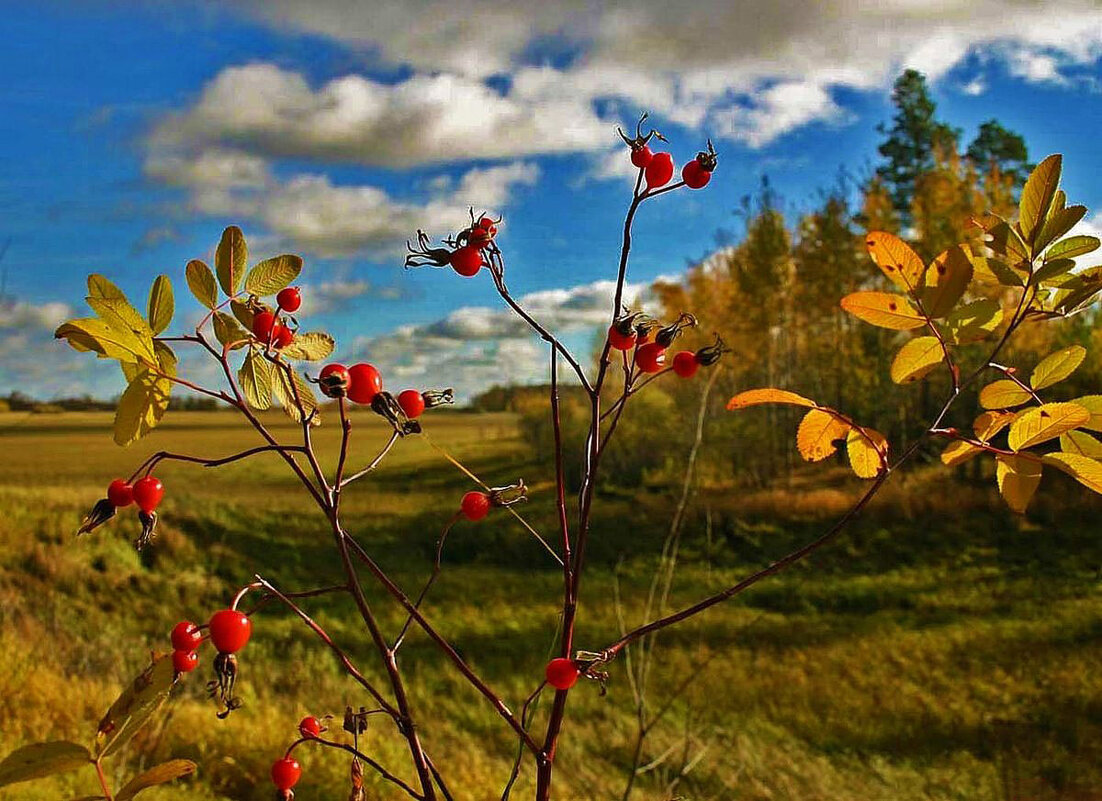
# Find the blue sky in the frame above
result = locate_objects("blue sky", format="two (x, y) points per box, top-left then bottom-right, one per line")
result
(2, 0), (1101, 400)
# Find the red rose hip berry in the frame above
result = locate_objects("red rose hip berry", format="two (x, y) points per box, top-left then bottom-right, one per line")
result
(635, 342), (667, 373)
(682, 160), (712, 189)
(298, 716), (322, 738)
(645, 152), (674, 189)
(252, 310), (277, 342)
(346, 363), (383, 405)
(460, 491), (491, 522)
(172, 649), (199, 673)
(318, 363), (352, 399)
(171, 620), (203, 652)
(607, 324), (637, 351)
(107, 479), (133, 507)
(672, 350), (699, 378)
(449, 245), (483, 277)
(208, 609), (252, 654)
(132, 476), (164, 514)
(397, 389), (425, 419)
(276, 287), (301, 313)
(545, 657), (580, 690)
(631, 144), (654, 168)
(271, 757), (302, 790)
(272, 323), (294, 349)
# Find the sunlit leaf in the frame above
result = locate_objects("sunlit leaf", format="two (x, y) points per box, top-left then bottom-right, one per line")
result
(969, 253), (1024, 287)
(996, 454), (1042, 514)
(215, 226), (248, 297)
(185, 259), (218, 309)
(212, 312), (250, 350)
(279, 331), (334, 362)
(1070, 395), (1102, 431)
(979, 380), (1032, 410)
(272, 361), (320, 425)
(147, 275), (173, 336)
(116, 759), (197, 801)
(1043, 452), (1102, 494)
(56, 318), (143, 363)
(1035, 204), (1086, 254)
(1030, 345), (1086, 390)
(846, 428), (888, 479)
(1007, 402), (1090, 451)
(244, 255), (302, 296)
(1019, 154), (1062, 245)
(238, 347), (274, 411)
(726, 388), (816, 410)
(840, 291), (926, 330)
(230, 299), (256, 331)
(986, 221), (1030, 264)
(946, 299), (1002, 344)
(974, 410), (1016, 441)
(796, 408), (850, 462)
(889, 336), (945, 384)
(1032, 258), (1075, 286)
(1045, 235), (1100, 261)
(1061, 430), (1102, 458)
(113, 345), (174, 446)
(96, 653), (177, 758)
(941, 440), (983, 466)
(0, 742), (91, 788)
(864, 231), (925, 293)
(86, 275), (157, 363)
(921, 246), (973, 318)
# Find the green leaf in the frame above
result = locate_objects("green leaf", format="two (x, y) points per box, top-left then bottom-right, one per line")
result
(238, 347), (274, 410)
(116, 759), (197, 801)
(272, 361), (320, 425)
(215, 226), (248, 296)
(279, 331), (334, 361)
(244, 254), (303, 296)
(1045, 235), (1100, 261)
(1031, 258), (1076, 286)
(921, 245), (973, 318)
(946, 299), (1002, 344)
(0, 742), (92, 788)
(864, 231), (926, 293)
(1042, 451), (1102, 494)
(230, 299), (256, 331)
(840, 291), (926, 330)
(889, 336), (944, 384)
(1035, 204), (1086, 254)
(1007, 402), (1090, 451)
(96, 653), (178, 758)
(1061, 430), (1102, 458)
(1031, 345), (1086, 390)
(986, 221), (1030, 265)
(212, 312), (250, 350)
(979, 380), (1032, 410)
(727, 388), (816, 410)
(1019, 154), (1062, 245)
(185, 259), (218, 309)
(147, 275), (174, 335)
(996, 454), (1042, 514)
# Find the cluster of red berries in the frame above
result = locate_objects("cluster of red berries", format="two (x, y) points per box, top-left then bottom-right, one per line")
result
(107, 475), (164, 514)
(608, 312), (724, 377)
(316, 362), (431, 420)
(448, 215), (499, 277)
(618, 115), (717, 191)
(267, 716), (324, 794)
(168, 608), (252, 676)
(251, 287), (302, 350)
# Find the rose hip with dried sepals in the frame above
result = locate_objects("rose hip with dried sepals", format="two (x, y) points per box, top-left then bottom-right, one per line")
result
(449, 246), (483, 277)
(208, 609), (251, 654)
(132, 476), (164, 514)
(545, 657), (580, 690)
(171, 620), (203, 652)
(682, 140), (718, 190)
(397, 389), (425, 419)
(317, 363), (352, 399)
(271, 756), (302, 790)
(107, 479), (133, 508)
(460, 491), (491, 522)
(635, 342), (666, 373)
(346, 364), (383, 405)
(672, 350), (699, 378)
(298, 716), (322, 738)
(617, 112), (665, 169)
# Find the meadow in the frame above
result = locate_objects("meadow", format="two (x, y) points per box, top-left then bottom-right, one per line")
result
(1, 409), (1101, 800)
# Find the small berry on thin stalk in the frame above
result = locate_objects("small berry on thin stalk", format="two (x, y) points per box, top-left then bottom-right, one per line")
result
(346, 364), (383, 405)
(672, 350), (699, 378)
(276, 287), (302, 313)
(171, 620), (203, 652)
(645, 152), (675, 189)
(252, 310), (277, 342)
(449, 246), (483, 277)
(172, 649), (199, 674)
(298, 716), (322, 738)
(208, 609), (252, 654)
(271, 756), (302, 790)
(132, 476), (164, 514)
(317, 363), (352, 399)
(460, 491), (491, 522)
(107, 479), (133, 508)
(397, 389), (426, 419)
(545, 657), (580, 690)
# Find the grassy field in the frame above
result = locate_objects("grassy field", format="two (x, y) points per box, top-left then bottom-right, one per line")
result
(1, 410), (1101, 800)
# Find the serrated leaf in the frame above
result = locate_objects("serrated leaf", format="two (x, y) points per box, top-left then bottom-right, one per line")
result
(890, 336), (944, 384)
(272, 362), (320, 425)
(979, 380), (1032, 410)
(846, 428), (888, 479)
(1043, 451), (1102, 494)
(1032, 257), (1076, 285)
(1007, 402), (1090, 451)
(864, 231), (925, 293)
(1046, 235), (1100, 261)
(279, 331), (334, 361)
(215, 226), (248, 296)
(1019, 154), (1062, 245)
(0, 742), (91, 788)
(96, 653), (177, 758)
(974, 410), (1016, 441)
(113, 345), (174, 446)
(185, 259), (218, 309)
(1030, 345), (1086, 390)
(796, 408), (850, 462)
(116, 759), (197, 801)
(56, 318), (143, 363)
(727, 388), (816, 410)
(941, 440), (983, 466)
(1035, 205), (1087, 254)
(244, 254), (302, 296)
(1061, 430), (1102, 458)
(1070, 395), (1102, 431)
(212, 312), (250, 350)
(86, 275), (157, 363)
(996, 454), (1042, 513)
(921, 246), (973, 318)
(230, 299), (256, 330)
(840, 291), (926, 330)
(946, 299), (1003, 344)
(238, 347), (274, 410)
(147, 275), (174, 335)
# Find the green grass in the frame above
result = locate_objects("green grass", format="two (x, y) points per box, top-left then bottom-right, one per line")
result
(1, 410), (1101, 800)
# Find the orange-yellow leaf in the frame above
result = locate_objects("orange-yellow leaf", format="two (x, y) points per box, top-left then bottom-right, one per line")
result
(973, 410), (1016, 441)
(941, 440), (983, 466)
(1043, 451), (1102, 494)
(979, 380), (1032, 410)
(1069, 395), (1102, 431)
(922, 246), (973, 318)
(1007, 402), (1090, 451)
(840, 291), (926, 330)
(1060, 430), (1102, 458)
(846, 428), (888, 479)
(865, 231), (926, 293)
(995, 454), (1042, 514)
(1030, 345), (1086, 390)
(889, 336), (944, 384)
(796, 409), (850, 462)
(727, 388), (816, 411)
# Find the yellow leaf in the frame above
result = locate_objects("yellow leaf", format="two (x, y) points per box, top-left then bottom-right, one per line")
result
(846, 428), (888, 479)
(112, 347), (173, 447)
(215, 226), (248, 297)
(0, 742), (91, 788)
(889, 336), (944, 384)
(238, 347), (274, 411)
(726, 388), (816, 410)
(55, 318), (143, 363)
(1030, 345), (1086, 390)
(279, 331), (335, 362)
(979, 380), (1032, 410)
(941, 440), (983, 466)
(185, 259), (217, 309)
(1069, 396), (1102, 431)
(147, 275), (174, 336)
(1019, 154), (1062, 245)
(116, 759), (197, 801)
(1007, 402), (1090, 451)
(921, 246), (973, 318)
(996, 454), (1042, 514)
(1043, 451), (1102, 494)
(973, 410), (1016, 441)
(96, 653), (178, 758)
(212, 312), (250, 350)
(1060, 430), (1102, 458)
(946, 299), (1002, 344)
(864, 231), (925, 293)
(796, 409), (850, 462)
(840, 291), (926, 330)
(244, 254), (303, 296)
(272, 361), (321, 425)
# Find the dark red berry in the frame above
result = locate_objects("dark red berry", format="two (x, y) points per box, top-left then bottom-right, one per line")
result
(298, 716), (322, 738)
(478, 216), (496, 230)
(608, 325), (637, 351)
(682, 161), (711, 189)
(460, 491), (491, 522)
(449, 246), (483, 277)
(276, 287), (302, 313)
(208, 609), (252, 654)
(132, 476), (164, 514)
(398, 389), (425, 419)
(107, 479), (133, 508)
(631, 145), (654, 168)
(645, 153), (674, 189)
(346, 364), (383, 405)
(171, 620), (203, 652)
(172, 649), (199, 673)
(272, 324), (294, 349)
(672, 350), (699, 378)
(271, 757), (301, 790)
(318, 363), (352, 399)
(545, 657), (580, 690)
(252, 310), (276, 341)
(635, 342), (667, 373)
